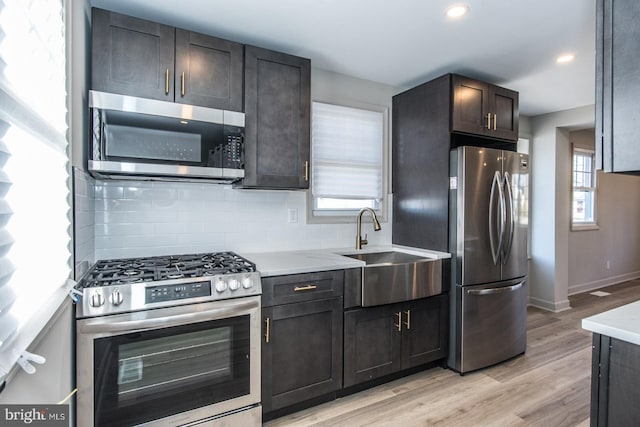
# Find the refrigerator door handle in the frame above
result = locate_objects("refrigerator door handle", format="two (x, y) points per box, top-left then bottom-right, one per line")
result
(502, 171), (515, 263)
(466, 281), (525, 296)
(489, 170), (504, 265)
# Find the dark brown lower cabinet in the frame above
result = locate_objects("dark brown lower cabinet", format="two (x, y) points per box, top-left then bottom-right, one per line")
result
(344, 295), (448, 388)
(590, 333), (640, 426)
(262, 297), (343, 413)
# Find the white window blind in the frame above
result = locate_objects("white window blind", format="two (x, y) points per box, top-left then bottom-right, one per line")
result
(0, 0), (70, 380)
(311, 102), (384, 212)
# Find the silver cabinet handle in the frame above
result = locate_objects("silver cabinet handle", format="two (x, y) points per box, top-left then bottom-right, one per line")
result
(265, 317), (270, 343)
(467, 281), (525, 296)
(394, 311), (402, 332)
(294, 285), (317, 292)
(404, 310), (411, 330)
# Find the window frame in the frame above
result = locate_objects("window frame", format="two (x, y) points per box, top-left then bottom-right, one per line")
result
(571, 145), (598, 231)
(306, 100), (389, 224)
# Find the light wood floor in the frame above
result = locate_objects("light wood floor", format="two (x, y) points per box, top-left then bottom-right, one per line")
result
(264, 280), (640, 427)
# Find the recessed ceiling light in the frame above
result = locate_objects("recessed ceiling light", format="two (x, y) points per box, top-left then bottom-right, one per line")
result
(446, 5), (469, 18)
(557, 53), (575, 64)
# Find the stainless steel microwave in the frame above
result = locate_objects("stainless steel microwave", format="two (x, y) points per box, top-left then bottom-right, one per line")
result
(88, 90), (245, 182)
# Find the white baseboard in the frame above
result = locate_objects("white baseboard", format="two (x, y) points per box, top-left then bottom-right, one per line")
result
(528, 296), (571, 312)
(568, 271), (640, 296)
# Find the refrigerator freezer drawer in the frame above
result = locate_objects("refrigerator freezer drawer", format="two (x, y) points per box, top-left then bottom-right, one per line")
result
(455, 279), (527, 373)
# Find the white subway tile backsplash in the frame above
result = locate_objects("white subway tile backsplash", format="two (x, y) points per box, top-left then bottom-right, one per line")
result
(123, 186), (156, 200)
(97, 198), (154, 212)
(92, 178), (392, 260)
(73, 169), (95, 278)
(96, 223), (155, 236)
(94, 183), (124, 200)
(145, 210), (180, 223)
(154, 221), (204, 235)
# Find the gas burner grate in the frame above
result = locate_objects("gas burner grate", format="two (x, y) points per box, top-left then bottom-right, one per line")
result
(77, 251), (256, 289)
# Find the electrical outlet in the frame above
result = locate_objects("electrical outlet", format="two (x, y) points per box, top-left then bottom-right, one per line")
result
(287, 208), (298, 223)
(606, 260), (611, 270)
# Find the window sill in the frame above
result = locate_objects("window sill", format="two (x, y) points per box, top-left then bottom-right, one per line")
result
(571, 223), (599, 231)
(0, 284), (70, 386)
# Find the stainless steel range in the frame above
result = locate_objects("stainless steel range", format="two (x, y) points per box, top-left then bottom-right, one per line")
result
(75, 252), (262, 427)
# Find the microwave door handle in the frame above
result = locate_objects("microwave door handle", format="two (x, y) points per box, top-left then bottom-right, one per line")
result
(78, 299), (259, 334)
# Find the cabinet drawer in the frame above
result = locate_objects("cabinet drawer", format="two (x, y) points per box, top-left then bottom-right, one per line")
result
(262, 270), (343, 307)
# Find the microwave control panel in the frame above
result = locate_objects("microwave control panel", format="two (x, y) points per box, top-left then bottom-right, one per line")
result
(223, 134), (243, 169)
(222, 125), (244, 169)
(208, 125), (244, 169)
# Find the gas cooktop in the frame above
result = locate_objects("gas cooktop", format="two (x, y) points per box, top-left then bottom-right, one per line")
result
(78, 251), (256, 288)
(75, 251), (261, 318)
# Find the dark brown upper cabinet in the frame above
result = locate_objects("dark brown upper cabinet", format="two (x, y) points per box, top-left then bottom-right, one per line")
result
(239, 45), (311, 189)
(393, 74), (519, 252)
(452, 74), (519, 141)
(91, 8), (243, 111)
(596, 0), (640, 173)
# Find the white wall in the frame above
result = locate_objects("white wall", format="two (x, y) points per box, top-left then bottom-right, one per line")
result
(0, 302), (74, 408)
(568, 129), (640, 294)
(94, 68), (398, 260)
(529, 105), (594, 311)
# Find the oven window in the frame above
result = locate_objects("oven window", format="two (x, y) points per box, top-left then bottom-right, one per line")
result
(93, 315), (250, 427)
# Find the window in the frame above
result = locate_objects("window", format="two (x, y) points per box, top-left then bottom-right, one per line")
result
(0, 0), (70, 381)
(571, 147), (597, 227)
(310, 102), (386, 218)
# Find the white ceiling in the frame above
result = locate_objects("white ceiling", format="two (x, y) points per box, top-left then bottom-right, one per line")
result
(90, 0), (596, 117)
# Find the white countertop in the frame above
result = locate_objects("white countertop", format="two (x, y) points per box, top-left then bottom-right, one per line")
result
(241, 245), (451, 277)
(582, 299), (640, 346)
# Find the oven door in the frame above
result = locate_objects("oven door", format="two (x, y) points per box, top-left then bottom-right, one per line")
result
(76, 297), (260, 427)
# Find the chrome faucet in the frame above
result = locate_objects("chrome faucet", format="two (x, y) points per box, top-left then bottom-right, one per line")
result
(356, 208), (382, 250)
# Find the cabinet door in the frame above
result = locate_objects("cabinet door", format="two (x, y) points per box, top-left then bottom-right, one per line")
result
(175, 29), (243, 111)
(242, 45), (311, 189)
(92, 8), (175, 101)
(596, 0), (640, 172)
(451, 75), (490, 136)
(606, 338), (640, 426)
(401, 295), (448, 369)
(262, 298), (342, 413)
(489, 85), (519, 141)
(343, 305), (402, 387)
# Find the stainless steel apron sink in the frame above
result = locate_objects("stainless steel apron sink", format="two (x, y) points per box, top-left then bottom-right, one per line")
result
(342, 251), (443, 306)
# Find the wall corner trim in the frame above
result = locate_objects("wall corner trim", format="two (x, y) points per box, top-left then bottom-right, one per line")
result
(528, 296), (571, 313)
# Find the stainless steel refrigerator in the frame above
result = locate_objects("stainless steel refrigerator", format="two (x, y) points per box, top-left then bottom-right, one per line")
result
(448, 146), (529, 373)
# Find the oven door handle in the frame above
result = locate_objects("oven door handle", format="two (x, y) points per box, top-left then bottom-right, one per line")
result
(78, 299), (259, 334)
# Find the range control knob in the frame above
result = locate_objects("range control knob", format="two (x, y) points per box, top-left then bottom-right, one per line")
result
(109, 290), (123, 306)
(241, 277), (253, 289)
(215, 279), (227, 293)
(90, 292), (105, 308)
(228, 279), (240, 291)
